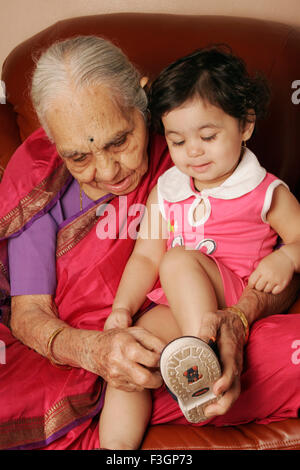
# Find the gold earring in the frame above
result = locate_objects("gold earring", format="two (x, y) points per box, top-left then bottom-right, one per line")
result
(242, 140), (247, 148)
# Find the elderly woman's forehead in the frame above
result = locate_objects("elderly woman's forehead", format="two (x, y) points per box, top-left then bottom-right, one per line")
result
(64, 84), (126, 113)
(46, 86), (134, 143)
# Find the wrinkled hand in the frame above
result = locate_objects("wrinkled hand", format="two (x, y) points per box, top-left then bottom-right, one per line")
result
(104, 308), (133, 330)
(196, 309), (246, 418)
(248, 250), (294, 294)
(79, 327), (165, 392)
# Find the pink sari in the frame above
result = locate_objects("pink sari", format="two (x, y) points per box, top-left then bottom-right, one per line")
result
(0, 128), (171, 449)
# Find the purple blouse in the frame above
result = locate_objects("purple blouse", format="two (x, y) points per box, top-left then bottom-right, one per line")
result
(8, 179), (93, 295)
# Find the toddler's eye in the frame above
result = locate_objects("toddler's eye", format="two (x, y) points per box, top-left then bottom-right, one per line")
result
(172, 140), (185, 146)
(202, 134), (217, 142)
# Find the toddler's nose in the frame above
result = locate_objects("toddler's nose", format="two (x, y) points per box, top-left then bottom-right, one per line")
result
(187, 141), (204, 158)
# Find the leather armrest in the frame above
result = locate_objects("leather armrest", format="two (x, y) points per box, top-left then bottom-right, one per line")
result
(142, 419), (300, 450)
(0, 102), (21, 174)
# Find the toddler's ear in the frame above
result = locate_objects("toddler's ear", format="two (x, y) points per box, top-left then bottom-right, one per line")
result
(140, 76), (149, 89)
(242, 109), (256, 140)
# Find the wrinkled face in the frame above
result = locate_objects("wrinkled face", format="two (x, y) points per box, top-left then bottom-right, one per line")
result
(162, 97), (254, 190)
(45, 85), (149, 200)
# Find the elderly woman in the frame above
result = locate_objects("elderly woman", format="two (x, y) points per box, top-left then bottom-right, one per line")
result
(0, 36), (299, 450)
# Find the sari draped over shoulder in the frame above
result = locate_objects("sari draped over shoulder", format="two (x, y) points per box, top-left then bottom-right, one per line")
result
(0, 127), (171, 450)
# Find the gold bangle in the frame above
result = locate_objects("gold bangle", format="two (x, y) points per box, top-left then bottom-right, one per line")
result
(46, 327), (71, 369)
(225, 306), (249, 344)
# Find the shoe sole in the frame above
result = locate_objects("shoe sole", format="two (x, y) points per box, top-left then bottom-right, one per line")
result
(160, 336), (221, 423)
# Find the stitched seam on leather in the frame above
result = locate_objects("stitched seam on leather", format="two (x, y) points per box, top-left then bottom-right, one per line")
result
(144, 443), (300, 450)
(144, 437), (300, 450)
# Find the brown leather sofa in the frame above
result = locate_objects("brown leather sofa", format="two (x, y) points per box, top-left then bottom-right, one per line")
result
(1, 13), (299, 450)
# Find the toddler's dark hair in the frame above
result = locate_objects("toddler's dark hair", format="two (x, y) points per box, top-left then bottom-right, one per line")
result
(148, 45), (271, 134)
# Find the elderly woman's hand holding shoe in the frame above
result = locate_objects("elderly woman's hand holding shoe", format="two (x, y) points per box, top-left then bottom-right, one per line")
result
(199, 280), (299, 419)
(76, 326), (164, 392)
(11, 294), (164, 393)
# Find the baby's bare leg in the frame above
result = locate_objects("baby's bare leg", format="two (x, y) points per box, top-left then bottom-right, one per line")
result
(99, 385), (152, 450)
(159, 247), (226, 337)
(99, 305), (180, 450)
(136, 304), (181, 341)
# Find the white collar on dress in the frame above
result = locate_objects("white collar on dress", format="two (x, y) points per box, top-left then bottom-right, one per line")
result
(158, 148), (267, 202)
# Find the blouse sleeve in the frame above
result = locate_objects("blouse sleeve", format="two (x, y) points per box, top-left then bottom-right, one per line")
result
(8, 211), (58, 296)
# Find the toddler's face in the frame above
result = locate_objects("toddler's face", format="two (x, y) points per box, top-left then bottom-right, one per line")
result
(162, 97), (254, 191)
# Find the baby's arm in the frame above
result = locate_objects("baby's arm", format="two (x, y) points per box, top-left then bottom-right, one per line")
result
(248, 185), (300, 294)
(104, 185), (168, 329)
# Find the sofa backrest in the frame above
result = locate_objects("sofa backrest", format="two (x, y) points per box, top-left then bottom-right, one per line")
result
(1, 13), (300, 198)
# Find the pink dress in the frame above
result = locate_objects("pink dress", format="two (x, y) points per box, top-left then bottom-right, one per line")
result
(148, 149), (288, 306)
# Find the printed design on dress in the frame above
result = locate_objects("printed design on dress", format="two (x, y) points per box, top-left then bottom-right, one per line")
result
(167, 211), (217, 254)
(195, 238), (217, 255)
(168, 217), (183, 248)
(171, 235), (184, 248)
(168, 217), (178, 233)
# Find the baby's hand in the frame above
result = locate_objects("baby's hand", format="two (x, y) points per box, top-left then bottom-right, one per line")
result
(104, 308), (133, 330)
(248, 249), (295, 294)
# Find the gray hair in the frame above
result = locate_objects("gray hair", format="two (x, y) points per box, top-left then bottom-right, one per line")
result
(31, 35), (148, 135)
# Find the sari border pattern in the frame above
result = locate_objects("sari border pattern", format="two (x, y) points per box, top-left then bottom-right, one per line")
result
(0, 240), (11, 326)
(0, 386), (103, 450)
(0, 164), (71, 239)
(56, 195), (114, 258)
(0, 259), (8, 280)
